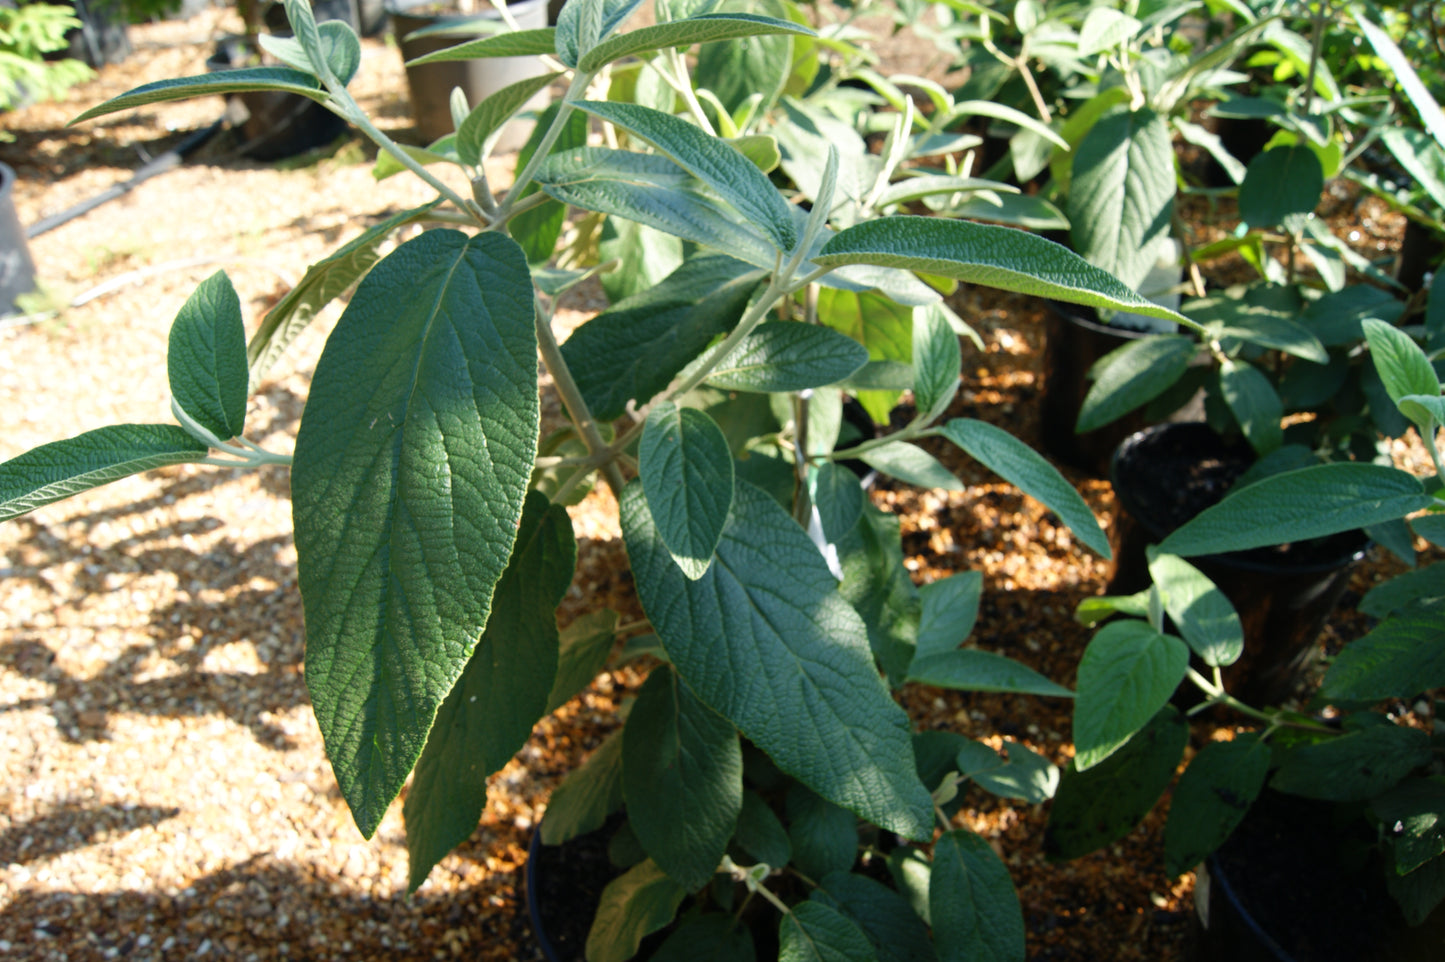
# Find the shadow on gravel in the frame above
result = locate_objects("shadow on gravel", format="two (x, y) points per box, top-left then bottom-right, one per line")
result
(0, 856), (544, 961)
(0, 801), (179, 866)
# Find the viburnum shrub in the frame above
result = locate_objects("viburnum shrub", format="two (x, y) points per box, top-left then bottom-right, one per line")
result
(0, 0), (1194, 956)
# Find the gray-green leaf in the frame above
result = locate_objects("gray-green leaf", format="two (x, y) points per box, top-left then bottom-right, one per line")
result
(1157, 464), (1431, 557)
(942, 418), (1111, 558)
(168, 271), (248, 441)
(456, 71), (559, 165)
(546, 609), (620, 713)
(708, 322), (869, 393)
(1146, 551), (1243, 667)
(404, 27), (558, 66)
(907, 649), (1074, 698)
(0, 425), (208, 523)
(1077, 335), (1194, 433)
(71, 68), (328, 124)
(579, 12), (811, 72)
(860, 441), (963, 491)
(1218, 358), (1283, 455)
(621, 480), (934, 839)
(916, 571), (983, 659)
(292, 230), (539, 837)
(1073, 620), (1188, 770)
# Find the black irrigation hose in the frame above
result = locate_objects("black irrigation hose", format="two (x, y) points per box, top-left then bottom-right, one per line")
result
(26, 118), (226, 239)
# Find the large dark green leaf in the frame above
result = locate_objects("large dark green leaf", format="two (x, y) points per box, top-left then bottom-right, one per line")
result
(561, 254), (764, 420)
(1271, 725), (1431, 801)
(779, 900), (879, 962)
(941, 418), (1111, 558)
(1045, 707), (1188, 860)
(623, 666), (742, 890)
(1077, 335), (1194, 433)
(1157, 464), (1431, 557)
(1361, 568), (1445, 619)
(167, 271), (248, 440)
(650, 913), (757, 962)
(1238, 145), (1323, 231)
(404, 492), (575, 890)
(1067, 108), (1176, 291)
(292, 230), (539, 837)
(0, 425), (208, 523)
(815, 218), (1189, 325)
(787, 784), (859, 881)
(248, 201), (440, 378)
(815, 872), (936, 962)
(576, 101), (797, 253)
(931, 829), (1025, 962)
(735, 789), (791, 868)
(621, 480), (934, 839)
(587, 858), (688, 962)
(707, 322), (870, 393)
(1073, 620), (1188, 770)
(1164, 735), (1270, 877)
(70, 68), (328, 124)
(639, 403), (734, 580)
(1320, 600), (1445, 702)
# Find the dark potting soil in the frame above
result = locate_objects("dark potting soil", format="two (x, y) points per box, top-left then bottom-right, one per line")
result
(1205, 789), (1418, 962)
(1111, 423), (1365, 570)
(528, 817), (624, 962)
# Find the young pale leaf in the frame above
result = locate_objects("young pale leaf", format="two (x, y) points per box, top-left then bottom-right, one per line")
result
(1073, 621), (1188, 770)
(814, 872), (937, 962)
(575, 101), (798, 254)
(1045, 707), (1187, 860)
(623, 666), (742, 891)
(535, 147), (778, 269)
(931, 829), (1025, 962)
(1067, 108), (1176, 291)
(456, 71), (559, 166)
(859, 441), (963, 491)
(0, 425), (208, 523)
(706, 321), (869, 393)
(1238, 145), (1323, 231)
(168, 271), (248, 441)
(1320, 600), (1445, 702)
(816, 217), (1190, 325)
(587, 859), (688, 962)
(1157, 464), (1431, 557)
(292, 230), (539, 838)
(906, 649), (1074, 698)
(540, 731), (625, 845)
(1399, 395), (1445, 432)
(787, 784), (859, 881)
(404, 27), (558, 65)
(248, 201), (440, 379)
(578, 13), (812, 71)
(1146, 550), (1244, 667)
(640, 403), (735, 580)
(621, 480), (934, 840)
(546, 609), (620, 713)
(562, 255), (764, 419)
(941, 418), (1111, 558)
(1163, 735), (1270, 877)
(1363, 319), (1439, 410)
(916, 571), (983, 659)
(256, 19), (362, 86)
(1218, 358), (1283, 456)
(1271, 725), (1431, 801)
(404, 493), (575, 891)
(71, 69), (328, 124)
(955, 739), (1059, 803)
(780, 900), (879, 962)
(1077, 335), (1194, 433)
(912, 303), (961, 422)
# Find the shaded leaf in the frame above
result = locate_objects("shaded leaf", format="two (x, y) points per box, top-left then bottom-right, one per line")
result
(640, 403), (734, 580)
(931, 829), (1025, 962)
(1163, 735), (1270, 877)
(587, 858), (688, 962)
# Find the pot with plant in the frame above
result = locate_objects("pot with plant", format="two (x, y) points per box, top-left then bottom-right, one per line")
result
(2, 0), (1199, 957)
(1046, 310), (1445, 960)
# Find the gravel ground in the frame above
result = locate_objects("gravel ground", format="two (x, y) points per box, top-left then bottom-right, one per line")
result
(0, 7), (1426, 962)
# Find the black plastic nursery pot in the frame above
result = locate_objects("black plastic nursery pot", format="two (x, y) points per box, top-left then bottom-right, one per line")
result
(205, 38), (350, 161)
(386, 0), (549, 148)
(0, 161), (38, 317)
(1190, 789), (1445, 962)
(1107, 423), (1369, 707)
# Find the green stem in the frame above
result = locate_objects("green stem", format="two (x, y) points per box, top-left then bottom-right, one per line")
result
(535, 297), (627, 498)
(829, 425), (940, 462)
(666, 47), (717, 135)
(332, 94), (478, 219)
